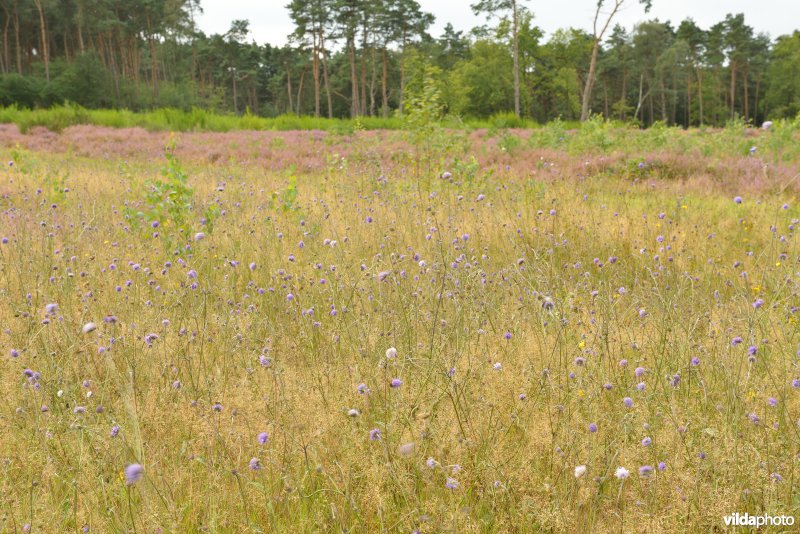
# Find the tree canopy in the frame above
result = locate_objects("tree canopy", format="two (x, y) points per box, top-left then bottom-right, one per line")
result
(0, 0), (794, 126)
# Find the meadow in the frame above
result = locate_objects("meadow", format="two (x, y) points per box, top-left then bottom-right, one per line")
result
(1, 118), (800, 532)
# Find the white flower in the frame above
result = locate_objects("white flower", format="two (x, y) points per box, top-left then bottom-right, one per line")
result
(347, 408), (360, 417)
(493, 362), (502, 371)
(574, 465), (587, 479)
(82, 322), (97, 334)
(386, 347), (397, 359)
(615, 467), (630, 480)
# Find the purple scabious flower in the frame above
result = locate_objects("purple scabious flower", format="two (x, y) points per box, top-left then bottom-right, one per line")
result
(752, 298), (764, 309)
(212, 402), (223, 412)
(504, 331), (512, 340)
(445, 477), (459, 490)
(634, 366), (646, 378)
(734, 196), (743, 204)
(110, 425), (120, 437)
(258, 432), (269, 445)
(356, 383), (370, 395)
(641, 436), (652, 447)
(638, 465), (654, 477)
(623, 397), (634, 408)
(748, 345), (757, 356)
(690, 357), (700, 366)
(731, 336), (743, 346)
(390, 378), (402, 388)
(124, 463), (144, 485)
(369, 428), (382, 441)
(588, 423), (598, 433)
(249, 457), (261, 471)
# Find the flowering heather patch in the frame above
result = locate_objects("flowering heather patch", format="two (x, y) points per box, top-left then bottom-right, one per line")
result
(1, 130), (800, 532)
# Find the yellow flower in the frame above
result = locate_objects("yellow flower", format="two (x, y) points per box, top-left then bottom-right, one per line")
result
(577, 389), (585, 399)
(578, 341), (585, 349)
(752, 286), (760, 294)
(681, 205), (687, 209)
(747, 390), (756, 401)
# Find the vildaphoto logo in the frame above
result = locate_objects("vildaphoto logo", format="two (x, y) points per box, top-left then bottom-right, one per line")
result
(723, 513), (795, 527)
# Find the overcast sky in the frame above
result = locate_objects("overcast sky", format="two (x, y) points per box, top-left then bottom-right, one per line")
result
(196, 0), (799, 46)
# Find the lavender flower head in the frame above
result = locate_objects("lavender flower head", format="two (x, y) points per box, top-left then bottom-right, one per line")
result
(124, 463), (144, 485)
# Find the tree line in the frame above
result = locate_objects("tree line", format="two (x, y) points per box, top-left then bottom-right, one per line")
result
(0, 0), (798, 126)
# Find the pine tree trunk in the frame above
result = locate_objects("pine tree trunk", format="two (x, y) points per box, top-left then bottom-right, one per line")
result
(360, 23), (368, 116)
(686, 76), (691, 127)
(77, 1), (85, 54)
(320, 41), (332, 118)
(33, 0), (49, 81)
(754, 78), (760, 124)
(1, 7), (10, 74)
(13, 3), (20, 74)
(729, 64), (736, 120)
(285, 64), (293, 114)
(620, 65), (627, 120)
(370, 45), (377, 116)
(349, 39), (358, 117)
(697, 68), (703, 125)
(312, 33), (320, 117)
(381, 47), (388, 118)
(581, 40), (600, 121)
(743, 68), (749, 121)
(512, 0), (520, 116)
(297, 69), (306, 115)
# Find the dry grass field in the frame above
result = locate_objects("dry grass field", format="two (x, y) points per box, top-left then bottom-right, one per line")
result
(1, 121), (799, 532)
